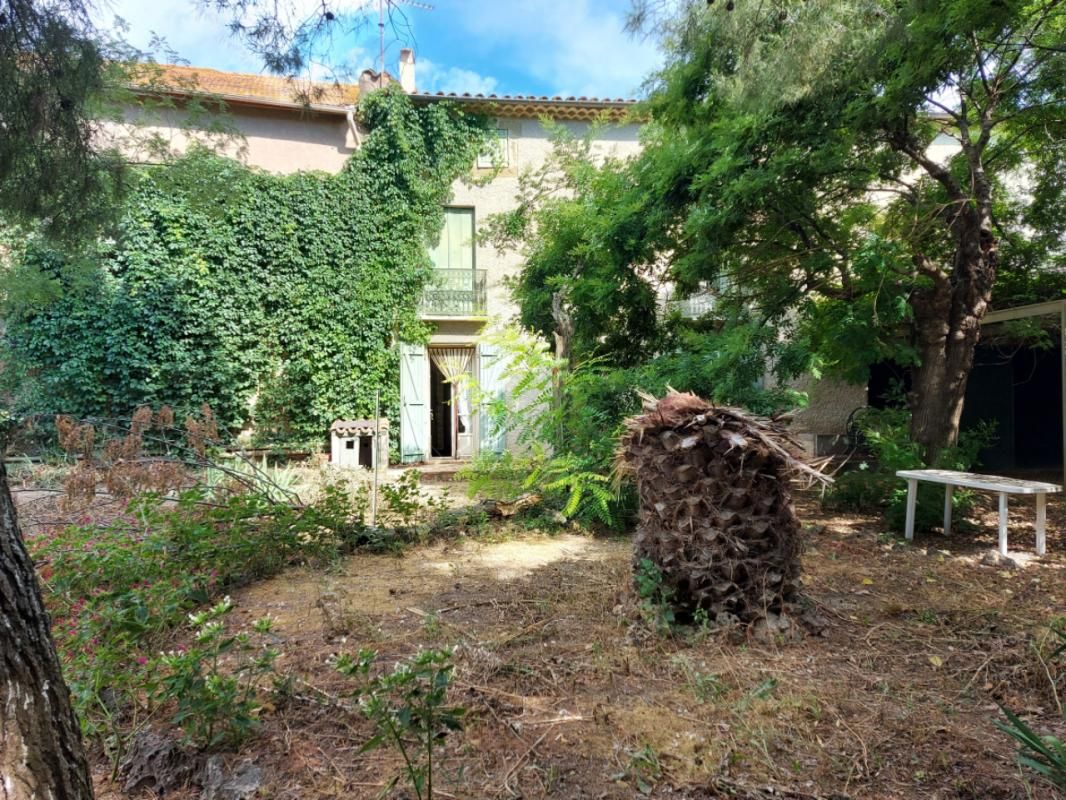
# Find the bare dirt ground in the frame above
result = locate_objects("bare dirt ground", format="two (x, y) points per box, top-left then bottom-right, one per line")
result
(76, 487), (1066, 800)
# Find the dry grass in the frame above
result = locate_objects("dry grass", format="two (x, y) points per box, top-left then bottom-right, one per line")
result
(69, 488), (1066, 799)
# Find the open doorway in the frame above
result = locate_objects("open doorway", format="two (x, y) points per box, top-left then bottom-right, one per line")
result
(429, 359), (453, 457)
(428, 347), (476, 460)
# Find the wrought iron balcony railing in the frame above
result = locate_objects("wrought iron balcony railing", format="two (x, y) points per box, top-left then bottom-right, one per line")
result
(663, 291), (717, 319)
(421, 268), (487, 317)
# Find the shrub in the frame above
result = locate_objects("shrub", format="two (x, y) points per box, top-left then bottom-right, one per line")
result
(337, 648), (465, 800)
(156, 598), (279, 749)
(32, 484), (367, 759)
(826, 406), (995, 533)
(379, 469), (449, 535)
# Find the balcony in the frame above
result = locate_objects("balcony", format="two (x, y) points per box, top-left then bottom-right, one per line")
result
(421, 269), (487, 318)
(663, 291), (717, 319)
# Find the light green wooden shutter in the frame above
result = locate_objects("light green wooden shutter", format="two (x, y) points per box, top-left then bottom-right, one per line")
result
(478, 343), (507, 454)
(399, 342), (429, 463)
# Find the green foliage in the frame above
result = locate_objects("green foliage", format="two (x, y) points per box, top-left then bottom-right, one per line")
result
(671, 656), (727, 704)
(634, 557), (676, 632)
(0, 0), (126, 240)
(379, 469), (449, 533)
(32, 483), (367, 758)
(995, 707), (1066, 791)
(156, 598), (279, 748)
(337, 648), (465, 800)
(578, 0), (1066, 462)
(3, 89), (487, 441)
(611, 744), (662, 796)
(482, 124), (662, 367)
(827, 407), (996, 533)
(464, 323), (805, 529)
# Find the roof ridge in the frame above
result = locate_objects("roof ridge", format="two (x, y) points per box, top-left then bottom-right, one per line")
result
(133, 62), (640, 120)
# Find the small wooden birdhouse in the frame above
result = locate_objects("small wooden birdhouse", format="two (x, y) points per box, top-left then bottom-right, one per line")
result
(330, 418), (389, 470)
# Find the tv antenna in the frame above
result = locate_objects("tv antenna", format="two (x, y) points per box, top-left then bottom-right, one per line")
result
(376, 0), (434, 87)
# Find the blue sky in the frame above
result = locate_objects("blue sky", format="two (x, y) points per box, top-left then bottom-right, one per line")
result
(94, 1), (662, 100)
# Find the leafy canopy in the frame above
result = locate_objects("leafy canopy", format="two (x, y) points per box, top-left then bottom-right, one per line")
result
(629, 0), (1066, 382)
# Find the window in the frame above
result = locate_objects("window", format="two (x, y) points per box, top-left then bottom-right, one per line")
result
(429, 208), (475, 270)
(477, 129), (510, 168)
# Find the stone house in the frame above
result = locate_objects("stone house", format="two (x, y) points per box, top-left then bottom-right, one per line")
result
(126, 52), (643, 462)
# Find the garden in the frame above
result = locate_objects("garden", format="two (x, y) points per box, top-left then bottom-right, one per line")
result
(3, 2), (1066, 799)
(4, 397), (1065, 800)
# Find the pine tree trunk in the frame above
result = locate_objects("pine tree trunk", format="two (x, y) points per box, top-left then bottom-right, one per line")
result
(0, 459), (94, 800)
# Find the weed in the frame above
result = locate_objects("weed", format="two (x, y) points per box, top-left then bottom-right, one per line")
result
(611, 744), (662, 795)
(422, 611), (442, 638)
(671, 655), (727, 703)
(634, 557), (675, 631)
(917, 609), (939, 625)
(337, 648), (465, 800)
(735, 677), (779, 712)
(155, 597), (279, 748)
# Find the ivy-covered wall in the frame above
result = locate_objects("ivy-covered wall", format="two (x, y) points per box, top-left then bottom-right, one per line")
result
(1, 89), (487, 446)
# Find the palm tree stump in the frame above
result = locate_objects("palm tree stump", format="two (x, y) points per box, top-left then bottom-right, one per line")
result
(618, 391), (826, 628)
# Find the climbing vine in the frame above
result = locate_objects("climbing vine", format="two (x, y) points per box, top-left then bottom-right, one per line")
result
(1, 88), (487, 445)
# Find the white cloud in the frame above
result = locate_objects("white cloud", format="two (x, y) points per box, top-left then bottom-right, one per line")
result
(91, 0), (661, 99)
(93, 0), (261, 72)
(417, 58), (498, 95)
(92, 0), (377, 76)
(442, 0), (662, 99)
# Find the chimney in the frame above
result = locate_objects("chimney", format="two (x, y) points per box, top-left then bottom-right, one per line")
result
(399, 48), (416, 93)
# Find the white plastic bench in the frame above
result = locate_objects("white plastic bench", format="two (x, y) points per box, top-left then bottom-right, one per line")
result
(896, 469), (1061, 556)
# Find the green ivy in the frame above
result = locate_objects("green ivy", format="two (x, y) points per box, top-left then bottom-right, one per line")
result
(2, 88), (486, 445)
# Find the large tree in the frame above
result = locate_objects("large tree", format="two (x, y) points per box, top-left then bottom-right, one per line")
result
(622, 0), (1066, 460)
(1, 2), (120, 796)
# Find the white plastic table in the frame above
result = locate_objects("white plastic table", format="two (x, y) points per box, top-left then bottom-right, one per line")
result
(896, 469), (1061, 556)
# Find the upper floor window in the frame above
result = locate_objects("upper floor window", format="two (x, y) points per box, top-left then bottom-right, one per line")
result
(477, 129), (510, 169)
(429, 207), (475, 270)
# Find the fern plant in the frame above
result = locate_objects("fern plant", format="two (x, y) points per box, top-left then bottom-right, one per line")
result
(524, 454), (617, 527)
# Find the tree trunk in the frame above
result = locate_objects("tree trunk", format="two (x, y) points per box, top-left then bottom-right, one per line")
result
(550, 291), (575, 448)
(907, 213), (997, 464)
(0, 459), (94, 800)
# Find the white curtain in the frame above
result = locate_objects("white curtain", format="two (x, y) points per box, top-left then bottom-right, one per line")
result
(429, 348), (472, 384)
(431, 348), (473, 436)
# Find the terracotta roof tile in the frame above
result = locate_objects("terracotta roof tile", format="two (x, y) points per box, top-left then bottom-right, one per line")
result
(134, 63), (639, 121)
(134, 63), (359, 107)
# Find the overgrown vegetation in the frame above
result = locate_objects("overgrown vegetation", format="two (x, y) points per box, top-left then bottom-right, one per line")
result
(828, 406), (996, 532)
(156, 598), (281, 749)
(2, 88), (487, 444)
(464, 322), (805, 530)
(26, 408), (451, 772)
